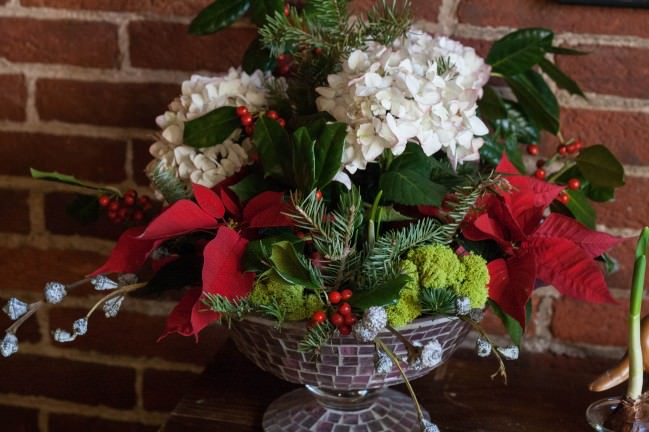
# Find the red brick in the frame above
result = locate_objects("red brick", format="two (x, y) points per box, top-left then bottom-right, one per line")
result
(0, 247), (106, 294)
(593, 177), (649, 230)
(0, 354), (136, 408)
(457, 0), (649, 38)
(129, 21), (257, 72)
(0, 18), (118, 68)
(142, 369), (198, 411)
(604, 239), (636, 290)
(0, 131), (126, 182)
(0, 405), (39, 432)
(0, 296), (41, 343)
(36, 79), (178, 128)
(0, 189), (30, 234)
(133, 139), (153, 186)
(22, 0), (212, 16)
(541, 109), (649, 165)
(49, 413), (158, 432)
(44, 192), (127, 240)
(0, 75), (26, 121)
(411, 0), (442, 21)
(556, 46), (649, 99)
(551, 297), (648, 346)
(49, 306), (228, 364)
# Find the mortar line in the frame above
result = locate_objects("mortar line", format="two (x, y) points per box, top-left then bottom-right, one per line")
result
(437, 0), (461, 35)
(37, 409), (48, 432)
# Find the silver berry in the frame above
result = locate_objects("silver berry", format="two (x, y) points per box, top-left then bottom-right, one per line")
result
(2, 298), (28, 321)
(91, 275), (118, 291)
(476, 337), (491, 357)
(421, 419), (440, 432)
(374, 350), (393, 374)
(44, 282), (67, 304)
(420, 339), (443, 368)
(53, 329), (76, 343)
(497, 345), (520, 360)
(103, 296), (124, 318)
(73, 318), (88, 336)
(0, 333), (18, 357)
(455, 297), (471, 316)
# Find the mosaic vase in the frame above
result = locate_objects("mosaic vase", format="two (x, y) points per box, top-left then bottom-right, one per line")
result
(230, 315), (471, 432)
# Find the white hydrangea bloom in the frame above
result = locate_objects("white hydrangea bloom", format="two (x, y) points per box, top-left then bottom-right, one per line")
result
(148, 68), (278, 190)
(316, 28), (490, 177)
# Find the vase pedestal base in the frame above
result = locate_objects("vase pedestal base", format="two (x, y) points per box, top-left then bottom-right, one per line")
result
(263, 387), (429, 431)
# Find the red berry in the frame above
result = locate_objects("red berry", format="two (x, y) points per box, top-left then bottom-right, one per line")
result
(315, 190), (323, 201)
(526, 144), (539, 156)
(338, 302), (352, 316)
(330, 312), (344, 327)
(296, 231), (305, 239)
(278, 63), (290, 76)
(124, 195), (136, 206)
(108, 200), (120, 212)
(567, 178), (581, 190)
(311, 310), (326, 324)
(341, 289), (353, 300)
(125, 189), (137, 198)
(277, 53), (288, 64)
(344, 314), (357, 325)
(266, 110), (279, 120)
(557, 193), (570, 205)
(118, 207), (129, 219)
(567, 142), (579, 154)
(284, 3), (290, 16)
(133, 209), (145, 222)
(138, 195), (151, 207)
(240, 114), (254, 126)
(314, 47), (323, 56)
(339, 325), (351, 336)
(536, 159), (546, 168)
(236, 106), (249, 117)
(574, 139), (583, 151)
(278, 118), (286, 128)
(328, 291), (342, 304)
(245, 125), (254, 136)
(98, 195), (111, 207)
(107, 210), (118, 220)
(558, 145), (568, 156)
(534, 168), (546, 180)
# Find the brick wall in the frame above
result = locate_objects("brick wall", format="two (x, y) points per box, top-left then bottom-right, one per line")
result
(0, 0), (647, 430)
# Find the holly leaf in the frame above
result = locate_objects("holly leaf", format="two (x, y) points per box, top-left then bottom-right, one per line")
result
(506, 70), (560, 134)
(139, 200), (218, 239)
(269, 241), (319, 288)
(292, 127), (316, 192)
(380, 170), (446, 206)
(242, 191), (293, 228)
(349, 274), (411, 310)
(31, 168), (117, 194)
(576, 144), (625, 188)
(229, 171), (269, 203)
(478, 86), (507, 123)
(584, 183), (615, 202)
(539, 58), (585, 98)
(183, 106), (241, 148)
(242, 37), (276, 74)
(314, 122), (346, 188)
(527, 237), (615, 304)
(253, 116), (292, 179)
(563, 189), (596, 229)
(487, 28), (554, 76)
(189, 0), (251, 35)
(242, 232), (301, 272)
(250, 0), (283, 26)
(91, 226), (157, 275)
(486, 253), (537, 328)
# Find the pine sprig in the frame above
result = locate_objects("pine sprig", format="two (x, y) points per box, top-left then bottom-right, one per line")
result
(257, 297), (286, 329)
(420, 288), (458, 315)
(298, 321), (335, 354)
(357, 0), (411, 46)
(202, 293), (253, 328)
(148, 159), (192, 203)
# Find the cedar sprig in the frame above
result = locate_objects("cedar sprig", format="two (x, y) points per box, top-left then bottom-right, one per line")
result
(299, 321), (335, 354)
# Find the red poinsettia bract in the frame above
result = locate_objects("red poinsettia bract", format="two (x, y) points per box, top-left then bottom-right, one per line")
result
(91, 183), (293, 340)
(463, 156), (621, 327)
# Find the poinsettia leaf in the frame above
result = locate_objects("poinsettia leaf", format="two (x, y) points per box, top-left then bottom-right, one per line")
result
(534, 213), (622, 258)
(253, 116), (292, 179)
(269, 241), (319, 288)
(242, 37), (276, 74)
(576, 144), (625, 188)
(192, 183), (225, 219)
(218, 187), (241, 218)
(506, 70), (560, 134)
(189, 0), (251, 35)
(139, 200), (218, 239)
(486, 253), (536, 328)
(159, 287), (206, 340)
(349, 274), (411, 310)
(528, 237), (615, 304)
(314, 122), (346, 188)
(242, 191), (293, 228)
(202, 226), (255, 299)
(91, 226), (156, 275)
(487, 28), (554, 76)
(292, 127), (316, 192)
(183, 106), (241, 148)
(538, 58), (585, 97)
(487, 299), (523, 346)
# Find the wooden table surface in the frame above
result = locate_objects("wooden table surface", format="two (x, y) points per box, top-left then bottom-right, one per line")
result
(161, 339), (621, 432)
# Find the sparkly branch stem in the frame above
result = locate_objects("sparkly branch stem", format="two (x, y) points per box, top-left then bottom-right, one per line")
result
(7, 301), (43, 334)
(374, 338), (426, 431)
(67, 277), (93, 290)
(461, 317), (508, 384)
(85, 282), (147, 320)
(386, 324), (420, 359)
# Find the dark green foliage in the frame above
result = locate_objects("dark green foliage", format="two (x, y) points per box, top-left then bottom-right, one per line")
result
(65, 194), (100, 225)
(349, 274), (411, 310)
(576, 144), (625, 188)
(420, 288), (458, 315)
(183, 106), (241, 148)
(189, 0), (251, 35)
(299, 321), (335, 353)
(149, 160), (192, 203)
(242, 37), (276, 73)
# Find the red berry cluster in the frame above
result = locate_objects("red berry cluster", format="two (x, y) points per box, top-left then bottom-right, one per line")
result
(310, 289), (356, 335)
(236, 106), (286, 136)
(276, 53), (292, 76)
(557, 139), (583, 156)
(99, 189), (153, 225)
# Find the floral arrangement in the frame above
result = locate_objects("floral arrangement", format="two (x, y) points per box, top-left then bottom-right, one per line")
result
(2, 1), (628, 430)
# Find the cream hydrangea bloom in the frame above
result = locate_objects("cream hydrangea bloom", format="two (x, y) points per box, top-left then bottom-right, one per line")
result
(316, 28), (490, 179)
(148, 68), (276, 189)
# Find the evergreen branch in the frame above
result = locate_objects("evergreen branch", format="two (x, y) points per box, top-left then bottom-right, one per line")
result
(149, 159), (192, 203)
(257, 298), (286, 330)
(202, 293), (254, 328)
(420, 288), (458, 315)
(358, 0), (411, 46)
(299, 321), (335, 354)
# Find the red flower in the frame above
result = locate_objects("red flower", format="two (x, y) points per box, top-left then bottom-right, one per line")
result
(463, 156), (621, 327)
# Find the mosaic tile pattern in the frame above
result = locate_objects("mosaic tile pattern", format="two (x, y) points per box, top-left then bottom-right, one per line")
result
(230, 315), (470, 391)
(262, 388), (429, 432)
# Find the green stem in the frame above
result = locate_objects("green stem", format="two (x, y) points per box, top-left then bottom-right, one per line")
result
(547, 160), (575, 183)
(627, 227), (649, 399)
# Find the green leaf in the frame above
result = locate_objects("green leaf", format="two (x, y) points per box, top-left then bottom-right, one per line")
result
(349, 274), (411, 310)
(229, 171), (269, 203)
(576, 144), (625, 188)
(292, 127), (316, 192)
(30, 168), (117, 193)
(183, 106), (241, 148)
(504, 134), (526, 173)
(189, 0), (251, 35)
(487, 28), (554, 76)
(376, 206), (413, 222)
(65, 194), (100, 225)
(539, 58), (585, 97)
(479, 134), (505, 167)
(380, 170), (446, 206)
(495, 100), (540, 145)
(242, 37), (276, 74)
(564, 189), (596, 229)
(388, 143), (434, 174)
(313, 122), (346, 187)
(547, 46), (588, 56)
(478, 86), (507, 123)
(269, 241), (319, 288)
(584, 183), (615, 202)
(253, 116), (292, 178)
(506, 70), (560, 133)
(488, 299), (523, 346)
(243, 233), (300, 272)
(251, 0), (284, 26)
